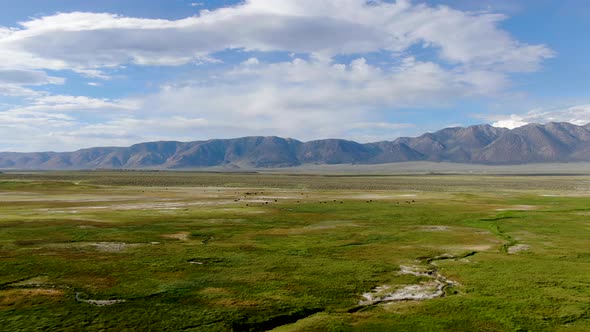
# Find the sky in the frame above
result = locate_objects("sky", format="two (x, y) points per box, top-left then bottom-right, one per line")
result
(0, 0), (589, 152)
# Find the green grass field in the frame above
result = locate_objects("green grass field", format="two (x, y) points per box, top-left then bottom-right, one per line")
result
(1, 171), (589, 331)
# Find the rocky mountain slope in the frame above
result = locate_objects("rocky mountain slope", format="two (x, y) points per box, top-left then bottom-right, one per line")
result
(2, 122), (590, 169)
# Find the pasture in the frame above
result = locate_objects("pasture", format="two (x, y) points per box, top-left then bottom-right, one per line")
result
(0, 171), (589, 331)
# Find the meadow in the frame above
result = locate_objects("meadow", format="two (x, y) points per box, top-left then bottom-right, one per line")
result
(0, 171), (589, 331)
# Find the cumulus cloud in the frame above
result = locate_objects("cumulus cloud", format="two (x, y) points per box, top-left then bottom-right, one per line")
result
(492, 105), (590, 129)
(0, 94), (141, 151)
(0, 69), (64, 86)
(1, 57), (443, 151)
(139, 57), (495, 139)
(0, 52), (545, 151)
(9, 95), (139, 113)
(0, 85), (42, 98)
(0, 0), (552, 73)
(0, 69), (64, 97)
(0, 0), (558, 151)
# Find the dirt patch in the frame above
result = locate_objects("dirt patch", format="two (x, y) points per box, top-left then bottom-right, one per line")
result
(360, 282), (444, 305)
(358, 265), (457, 306)
(349, 193), (416, 200)
(207, 218), (245, 223)
(508, 244), (530, 254)
(12, 196), (136, 203)
(11, 276), (51, 287)
(22, 288), (62, 296)
(74, 200), (237, 211)
(89, 242), (140, 252)
(419, 226), (449, 232)
(240, 199), (275, 203)
(303, 221), (359, 230)
(398, 265), (432, 276)
(75, 292), (125, 306)
(44, 210), (80, 214)
(445, 244), (493, 251)
(162, 232), (190, 241)
(81, 299), (125, 306)
(495, 205), (538, 211)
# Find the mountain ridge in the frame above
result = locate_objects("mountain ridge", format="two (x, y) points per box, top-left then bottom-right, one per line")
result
(2, 122), (590, 169)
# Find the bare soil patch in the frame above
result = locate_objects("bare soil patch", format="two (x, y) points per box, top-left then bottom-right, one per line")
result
(162, 232), (190, 241)
(89, 242), (140, 252)
(508, 244), (530, 254)
(11, 276), (51, 287)
(75, 293), (125, 306)
(495, 205), (538, 211)
(419, 226), (449, 232)
(445, 244), (493, 251)
(358, 265), (458, 306)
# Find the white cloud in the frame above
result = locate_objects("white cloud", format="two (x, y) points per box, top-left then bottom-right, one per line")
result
(16, 95), (139, 112)
(0, 69), (64, 97)
(0, 0), (552, 73)
(130, 57), (507, 141)
(491, 115), (529, 129)
(0, 109), (74, 127)
(492, 104), (590, 129)
(0, 1), (558, 151)
(1, 56), (474, 151)
(351, 122), (415, 130)
(0, 69), (64, 85)
(242, 57), (260, 66)
(0, 85), (43, 97)
(0, 94), (141, 151)
(73, 68), (112, 79)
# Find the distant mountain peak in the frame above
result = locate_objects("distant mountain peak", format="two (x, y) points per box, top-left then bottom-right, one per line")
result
(2, 122), (590, 169)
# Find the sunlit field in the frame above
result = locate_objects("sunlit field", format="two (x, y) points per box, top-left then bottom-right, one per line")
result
(1, 171), (589, 331)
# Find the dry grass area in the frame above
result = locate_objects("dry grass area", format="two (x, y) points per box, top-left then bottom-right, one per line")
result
(0, 289), (64, 309)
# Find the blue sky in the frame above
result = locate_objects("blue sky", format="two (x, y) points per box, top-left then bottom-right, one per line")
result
(0, 0), (588, 151)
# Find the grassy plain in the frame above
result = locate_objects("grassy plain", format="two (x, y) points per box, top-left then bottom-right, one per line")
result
(0, 171), (589, 331)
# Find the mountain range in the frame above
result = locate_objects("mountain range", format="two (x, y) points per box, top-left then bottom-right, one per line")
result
(2, 122), (590, 169)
